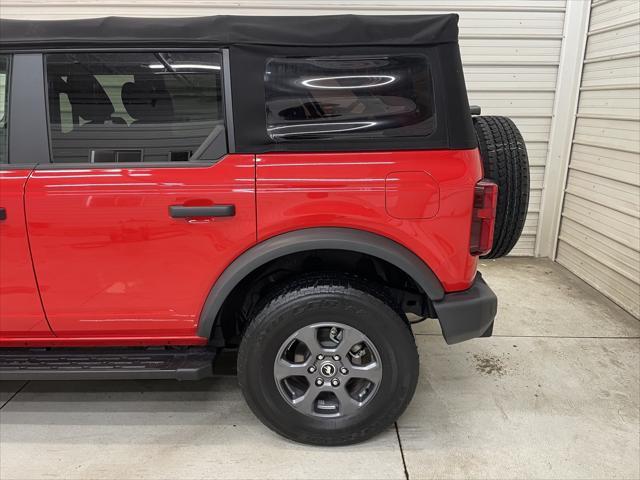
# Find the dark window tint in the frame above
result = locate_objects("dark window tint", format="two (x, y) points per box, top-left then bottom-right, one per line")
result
(45, 52), (225, 163)
(265, 55), (435, 141)
(0, 55), (9, 163)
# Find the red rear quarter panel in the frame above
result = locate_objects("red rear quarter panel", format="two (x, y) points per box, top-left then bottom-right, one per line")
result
(256, 149), (482, 292)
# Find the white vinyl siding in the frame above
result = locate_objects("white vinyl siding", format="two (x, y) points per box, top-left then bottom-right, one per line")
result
(0, 0), (568, 256)
(4, 1), (638, 316)
(556, 0), (640, 317)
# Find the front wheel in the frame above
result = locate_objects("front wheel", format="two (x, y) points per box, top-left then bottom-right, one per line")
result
(237, 275), (419, 446)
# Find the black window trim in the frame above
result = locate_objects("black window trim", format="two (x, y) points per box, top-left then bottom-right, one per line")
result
(0, 53), (11, 165)
(221, 49), (235, 153)
(8, 46), (233, 170)
(228, 43), (459, 153)
(7, 53), (50, 167)
(263, 52), (437, 143)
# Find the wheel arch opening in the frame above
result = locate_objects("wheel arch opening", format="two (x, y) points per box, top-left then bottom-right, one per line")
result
(197, 228), (445, 346)
(211, 249), (435, 346)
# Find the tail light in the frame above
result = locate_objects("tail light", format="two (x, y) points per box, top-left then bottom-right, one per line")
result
(470, 180), (498, 256)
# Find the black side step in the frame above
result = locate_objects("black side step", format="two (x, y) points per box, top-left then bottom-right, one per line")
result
(0, 347), (216, 381)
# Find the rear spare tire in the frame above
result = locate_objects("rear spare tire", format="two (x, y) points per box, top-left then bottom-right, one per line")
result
(473, 115), (530, 258)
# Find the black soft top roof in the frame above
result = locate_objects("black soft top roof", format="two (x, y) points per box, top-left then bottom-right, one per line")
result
(0, 14), (458, 49)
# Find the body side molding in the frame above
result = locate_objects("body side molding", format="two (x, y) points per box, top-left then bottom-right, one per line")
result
(197, 227), (445, 337)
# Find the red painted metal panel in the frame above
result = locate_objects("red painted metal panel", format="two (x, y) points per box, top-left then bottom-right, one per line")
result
(256, 150), (482, 292)
(6, 148), (483, 345)
(24, 155), (256, 337)
(385, 170), (440, 219)
(0, 168), (53, 337)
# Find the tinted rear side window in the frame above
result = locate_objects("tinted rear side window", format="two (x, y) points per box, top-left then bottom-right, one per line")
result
(264, 55), (434, 141)
(45, 52), (225, 164)
(0, 55), (9, 163)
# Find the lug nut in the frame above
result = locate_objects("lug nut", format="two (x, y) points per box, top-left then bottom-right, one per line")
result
(340, 367), (348, 375)
(308, 365), (316, 374)
(333, 355), (341, 361)
(331, 378), (340, 387)
(315, 378), (324, 387)
(316, 354), (324, 360)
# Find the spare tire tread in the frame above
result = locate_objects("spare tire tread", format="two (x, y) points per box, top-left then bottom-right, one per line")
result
(473, 116), (530, 259)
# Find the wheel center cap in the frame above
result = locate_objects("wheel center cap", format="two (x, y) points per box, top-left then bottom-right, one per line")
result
(319, 361), (336, 378)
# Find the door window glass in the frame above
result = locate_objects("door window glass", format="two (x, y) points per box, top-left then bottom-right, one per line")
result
(265, 55), (435, 141)
(45, 52), (226, 163)
(0, 55), (10, 163)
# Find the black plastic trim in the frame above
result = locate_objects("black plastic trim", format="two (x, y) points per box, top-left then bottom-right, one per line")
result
(0, 347), (216, 381)
(169, 204), (235, 218)
(0, 53), (11, 165)
(222, 49), (236, 153)
(433, 272), (497, 345)
(8, 54), (50, 165)
(0, 163), (37, 170)
(197, 227), (445, 337)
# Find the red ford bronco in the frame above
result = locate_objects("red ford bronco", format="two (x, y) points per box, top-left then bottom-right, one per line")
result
(0, 14), (529, 445)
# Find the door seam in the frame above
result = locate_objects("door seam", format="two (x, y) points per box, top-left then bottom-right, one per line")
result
(22, 167), (56, 336)
(254, 154), (258, 242)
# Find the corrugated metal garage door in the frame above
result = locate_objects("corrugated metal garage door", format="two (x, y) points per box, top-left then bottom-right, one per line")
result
(1, 0), (568, 256)
(556, 0), (640, 317)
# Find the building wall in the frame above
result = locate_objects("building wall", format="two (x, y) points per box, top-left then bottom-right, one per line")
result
(556, 0), (640, 317)
(0, 0), (569, 256)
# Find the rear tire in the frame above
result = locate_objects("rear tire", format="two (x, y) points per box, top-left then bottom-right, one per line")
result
(473, 115), (530, 258)
(237, 274), (419, 446)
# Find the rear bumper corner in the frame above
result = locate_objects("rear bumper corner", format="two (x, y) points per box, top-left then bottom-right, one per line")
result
(432, 272), (497, 345)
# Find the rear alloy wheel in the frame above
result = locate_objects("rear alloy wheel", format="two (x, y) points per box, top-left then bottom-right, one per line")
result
(238, 275), (419, 446)
(274, 322), (382, 418)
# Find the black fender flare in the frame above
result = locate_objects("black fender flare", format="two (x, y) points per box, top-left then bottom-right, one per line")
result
(196, 227), (445, 337)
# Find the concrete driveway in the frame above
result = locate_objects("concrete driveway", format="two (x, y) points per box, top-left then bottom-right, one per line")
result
(1, 258), (639, 479)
